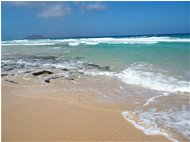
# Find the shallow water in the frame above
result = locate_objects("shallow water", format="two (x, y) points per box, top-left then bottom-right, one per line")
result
(2, 35), (190, 142)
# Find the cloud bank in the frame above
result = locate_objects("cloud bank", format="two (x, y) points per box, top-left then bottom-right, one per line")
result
(5, 1), (107, 18)
(38, 4), (71, 18)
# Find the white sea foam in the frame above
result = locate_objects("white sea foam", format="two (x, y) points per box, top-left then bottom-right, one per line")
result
(84, 71), (115, 76)
(122, 107), (190, 142)
(2, 36), (190, 46)
(68, 42), (80, 46)
(143, 92), (169, 106)
(83, 63), (190, 93)
(116, 63), (190, 93)
(42, 60), (85, 70)
(2, 39), (55, 46)
(121, 111), (175, 141)
(17, 59), (37, 66)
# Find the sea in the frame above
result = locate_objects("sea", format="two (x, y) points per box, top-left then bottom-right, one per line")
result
(1, 34), (190, 142)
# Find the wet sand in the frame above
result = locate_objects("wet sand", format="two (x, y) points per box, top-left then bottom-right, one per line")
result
(2, 81), (170, 141)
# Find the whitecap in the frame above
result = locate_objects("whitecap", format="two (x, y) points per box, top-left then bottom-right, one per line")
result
(116, 63), (190, 93)
(2, 36), (190, 46)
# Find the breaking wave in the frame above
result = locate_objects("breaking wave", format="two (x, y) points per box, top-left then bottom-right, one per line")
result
(117, 63), (190, 93)
(2, 36), (190, 46)
(86, 63), (190, 93)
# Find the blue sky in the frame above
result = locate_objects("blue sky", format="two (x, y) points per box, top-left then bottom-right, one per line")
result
(2, 1), (190, 40)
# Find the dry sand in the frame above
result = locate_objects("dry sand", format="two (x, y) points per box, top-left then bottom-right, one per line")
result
(2, 82), (170, 142)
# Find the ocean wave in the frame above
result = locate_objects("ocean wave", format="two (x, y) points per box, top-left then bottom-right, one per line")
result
(122, 106), (190, 142)
(116, 63), (190, 93)
(2, 36), (190, 46)
(86, 63), (190, 93)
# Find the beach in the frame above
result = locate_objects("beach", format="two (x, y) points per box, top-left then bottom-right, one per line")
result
(2, 79), (170, 141)
(2, 1), (190, 141)
(2, 35), (190, 142)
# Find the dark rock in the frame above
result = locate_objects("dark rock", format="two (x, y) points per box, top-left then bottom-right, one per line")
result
(79, 71), (84, 74)
(61, 68), (69, 71)
(44, 76), (62, 83)
(42, 73), (76, 83)
(3, 67), (14, 71)
(85, 63), (101, 70)
(67, 78), (74, 80)
(102, 66), (110, 71)
(1, 74), (8, 77)
(22, 55), (56, 60)
(32, 70), (53, 76)
(85, 63), (111, 71)
(5, 79), (18, 84)
(87, 63), (100, 68)
(44, 79), (50, 83)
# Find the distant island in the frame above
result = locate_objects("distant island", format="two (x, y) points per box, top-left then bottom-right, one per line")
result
(24, 35), (47, 40)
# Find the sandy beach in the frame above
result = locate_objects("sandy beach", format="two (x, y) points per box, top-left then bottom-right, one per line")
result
(2, 1), (190, 142)
(2, 80), (170, 142)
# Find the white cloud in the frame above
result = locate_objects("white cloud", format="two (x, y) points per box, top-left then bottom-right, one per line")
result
(75, 2), (107, 14)
(6, 1), (35, 6)
(38, 4), (71, 18)
(85, 2), (107, 11)
(6, 2), (107, 18)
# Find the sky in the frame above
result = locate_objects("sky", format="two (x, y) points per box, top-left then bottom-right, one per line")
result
(1, 1), (190, 40)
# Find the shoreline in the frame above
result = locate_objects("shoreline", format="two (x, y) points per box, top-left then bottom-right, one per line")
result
(2, 82), (170, 141)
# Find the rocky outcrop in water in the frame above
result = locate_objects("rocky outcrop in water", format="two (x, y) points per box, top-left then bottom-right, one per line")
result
(1, 74), (8, 77)
(32, 71), (53, 76)
(61, 68), (69, 71)
(2, 57), (112, 84)
(85, 63), (111, 71)
(5, 79), (18, 84)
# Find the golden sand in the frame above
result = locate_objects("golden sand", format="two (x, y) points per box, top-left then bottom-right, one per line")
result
(2, 82), (170, 142)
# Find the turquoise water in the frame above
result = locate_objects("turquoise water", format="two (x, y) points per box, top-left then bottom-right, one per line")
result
(2, 36), (190, 76)
(65, 42), (190, 77)
(2, 34), (190, 142)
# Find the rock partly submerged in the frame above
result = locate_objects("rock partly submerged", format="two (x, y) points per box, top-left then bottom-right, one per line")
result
(61, 68), (69, 71)
(1, 74), (8, 77)
(25, 62), (111, 83)
(85, 63), (111, 71)
(32, 71), (53, 76)
(5, 79), (18, 84)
